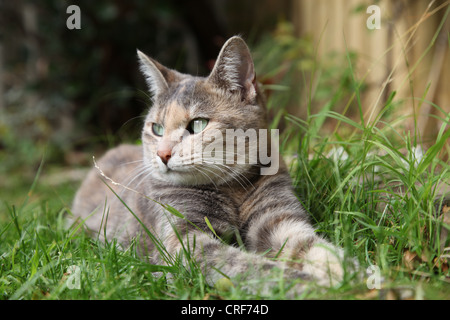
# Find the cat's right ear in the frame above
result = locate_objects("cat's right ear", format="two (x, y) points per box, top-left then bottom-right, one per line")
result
(208, 36), (257, 103)
(137, 50), (171, 97)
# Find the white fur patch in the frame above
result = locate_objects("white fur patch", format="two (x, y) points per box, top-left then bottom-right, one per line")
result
(302, 241), (345, 287)
(269, 219), (316, 251)
(221, 54), (243, 91)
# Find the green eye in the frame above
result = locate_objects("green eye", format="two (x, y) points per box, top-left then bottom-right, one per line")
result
(152, 123), (164, 136)
(189, 118), (208, 134)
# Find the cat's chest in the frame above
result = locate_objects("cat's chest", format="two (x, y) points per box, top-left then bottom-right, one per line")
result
(148, 184), (241, 227)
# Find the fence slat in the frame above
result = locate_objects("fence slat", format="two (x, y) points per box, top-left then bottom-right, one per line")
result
(292, 0), (449, 143)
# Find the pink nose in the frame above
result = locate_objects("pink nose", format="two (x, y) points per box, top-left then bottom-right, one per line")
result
(157, 149), (172, 165)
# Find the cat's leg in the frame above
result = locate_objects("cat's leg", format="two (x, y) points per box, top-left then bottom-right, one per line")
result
(245, 212), (346, 287)
(157, 220), (311, 296)
(240, 174), (349, 286)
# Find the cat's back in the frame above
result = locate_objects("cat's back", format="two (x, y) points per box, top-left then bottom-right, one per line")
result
(71, 144), (143, 224)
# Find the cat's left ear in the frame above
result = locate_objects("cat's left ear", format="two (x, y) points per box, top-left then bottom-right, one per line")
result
(137, 50), (180, 98)
(208, 36), (257, 102)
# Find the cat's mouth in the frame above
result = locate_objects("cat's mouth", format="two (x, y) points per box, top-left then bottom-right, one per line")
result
(153, 157), (225, 185)
(156, 156), (188, 174)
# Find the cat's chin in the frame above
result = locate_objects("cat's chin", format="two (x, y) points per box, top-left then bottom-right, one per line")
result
(154, 163), (253, 187)
(153, 169), (218, 186)
(149, 156), (253, 187)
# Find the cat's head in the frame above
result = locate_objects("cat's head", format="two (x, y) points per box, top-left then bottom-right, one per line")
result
(137, 36), (274, 186)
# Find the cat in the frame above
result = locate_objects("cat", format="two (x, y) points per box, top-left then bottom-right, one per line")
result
(72, 36), (350, 296)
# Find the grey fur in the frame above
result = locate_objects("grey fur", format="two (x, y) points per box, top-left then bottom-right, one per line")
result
(72, 36), (349, 296)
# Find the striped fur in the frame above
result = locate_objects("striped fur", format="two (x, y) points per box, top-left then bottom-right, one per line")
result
(72, 36), (347, 295)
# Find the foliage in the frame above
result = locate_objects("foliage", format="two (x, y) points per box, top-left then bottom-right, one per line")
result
(0, 9), (449, 301)
(252, 21), (361, 133)
(0, 0), (235, 173)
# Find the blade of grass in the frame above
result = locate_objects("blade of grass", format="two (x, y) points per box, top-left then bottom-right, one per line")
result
(101, 180), (176, 269)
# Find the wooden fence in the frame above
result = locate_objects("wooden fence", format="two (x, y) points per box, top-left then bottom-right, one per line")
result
(292, 0), (449, 144)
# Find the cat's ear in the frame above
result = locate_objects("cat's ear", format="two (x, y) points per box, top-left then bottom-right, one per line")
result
(208, 36), (256, 102)
(137, 50), (178, 97)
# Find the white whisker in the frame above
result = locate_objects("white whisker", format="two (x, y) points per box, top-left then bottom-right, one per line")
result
(192, 166), (220, 190)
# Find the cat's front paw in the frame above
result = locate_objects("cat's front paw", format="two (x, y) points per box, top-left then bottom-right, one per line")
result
(301, 242), (346, 287)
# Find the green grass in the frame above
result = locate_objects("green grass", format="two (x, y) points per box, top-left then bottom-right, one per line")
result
(285, 102), (450, 300)
(1, 22), (450, 300)
(1, 100), (449, 299)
